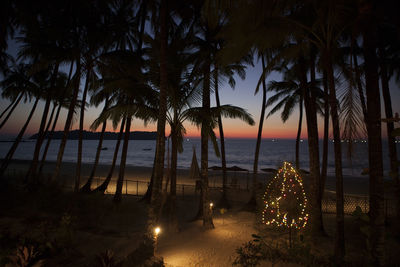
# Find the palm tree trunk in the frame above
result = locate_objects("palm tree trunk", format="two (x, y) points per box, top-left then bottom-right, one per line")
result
(0, 97), (40, 177)
(75, 69), (90, 192)
(27, 64), (60, 185)
(141, 148), (157, 202)
(52, 60), (80, 181)
(81, 98), (109, 193)
(0, 92), (23, 129)
(148, 0), (168, 240)
(0, 96), (18, 120)
(363, 24), (385, 267)
(301, 56), (325, 249)
(325, 54), (345, 264)
(114, 115), (131, 203)
(214, 65), (230, 209)
(321, 70), (329, 197)
(379, 46), (399, 186)
(38, 102), (62, 176)
(94, 116), (126, 193)
(249, 54), (267, 208)
(26, 94), (52, 185)
(295, 94), (303, 169)
(39, 61), (74, 177)
(169, 120), (179, 232)
(201, 58), (214, 229)
(43, 103), (57, 138)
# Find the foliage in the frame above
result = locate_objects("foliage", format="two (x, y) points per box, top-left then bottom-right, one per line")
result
(124, 240), (164, 267)
(233, 234), (329, 267)
(8, 245), (44, 267)
(95, 250), (124, 267)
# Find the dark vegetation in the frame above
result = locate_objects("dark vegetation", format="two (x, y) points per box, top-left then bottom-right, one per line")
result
(0, 176), (154, 266)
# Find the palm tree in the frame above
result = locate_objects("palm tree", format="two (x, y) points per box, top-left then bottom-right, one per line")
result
(52, 59), (81, 181)
(147, 17), (201, 231)
(25, 64), (60, 186)
(266, 64), (322, 170)
(51, 0), (107, 182)
(0, 92), (23, 127)
(113, 90), (158, 203)
(147, 0), (169, 242)
(246, 52), (270, 209)
(378, 28), (399, 189)
(74, 69), (90, 192)
(0, 63), (32, 130)
(360, 1), (385, 265)
(320, 70), (329, 196)
(92, 115), (126, 194)
(213, 51), (251, 209)
(80, 96), (110, 193)
(0, 63), (49, 178)
(94, 45), (157, 202)
(88, 0), (146, 194)
(38, 70), (72, 177)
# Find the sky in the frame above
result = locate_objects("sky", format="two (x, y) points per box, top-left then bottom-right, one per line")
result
(1, 43), (400, 139)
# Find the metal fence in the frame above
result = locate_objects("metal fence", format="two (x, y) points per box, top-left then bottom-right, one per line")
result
(321, 193), (397, 218)
(3, 168), (397, 218)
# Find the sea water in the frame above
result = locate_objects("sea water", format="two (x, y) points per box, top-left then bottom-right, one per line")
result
(1, 138), (399, 178)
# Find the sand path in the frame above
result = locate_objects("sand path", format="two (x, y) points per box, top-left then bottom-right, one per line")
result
(157, 211), (257, 267)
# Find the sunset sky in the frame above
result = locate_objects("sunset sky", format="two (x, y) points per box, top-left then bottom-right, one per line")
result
(1, 45), (400, 139)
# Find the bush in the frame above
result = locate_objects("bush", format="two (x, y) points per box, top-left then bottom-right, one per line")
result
(233, 234), (330, 267)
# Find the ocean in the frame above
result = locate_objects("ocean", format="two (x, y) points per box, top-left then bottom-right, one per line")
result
(1, 138), (399, 178)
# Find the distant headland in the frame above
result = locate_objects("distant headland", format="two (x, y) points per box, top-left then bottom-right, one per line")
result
(29, 130), (157, 140)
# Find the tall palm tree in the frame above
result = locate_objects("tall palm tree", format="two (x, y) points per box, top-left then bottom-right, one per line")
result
(0, 64), (49, 178)
(38, 70), (72, 177)
(26, 64), (60, 186)
(0, 63), (32, 130)
(246, 52), (270, 209)
(213, 52), (251, 209)
(51, 0), (106, 182)
(147, 0), (169, 243)
(378, 28), (399, 190)
(74, 69), (90, 192)
(265, 64), (322, 169)
(360, 1), (385, 265)
(92, 115), (126, 194)
(80, 96), (109, 193)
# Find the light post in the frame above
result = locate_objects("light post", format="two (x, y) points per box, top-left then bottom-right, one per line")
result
(154, 226), (161, 254)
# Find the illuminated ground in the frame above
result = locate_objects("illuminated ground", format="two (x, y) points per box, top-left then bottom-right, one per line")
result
(158, 211), (256, 267)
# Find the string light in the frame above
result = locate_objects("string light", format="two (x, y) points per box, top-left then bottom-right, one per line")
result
(262, 162), (308, 229)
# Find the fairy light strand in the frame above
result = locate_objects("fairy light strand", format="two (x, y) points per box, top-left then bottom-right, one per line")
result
(262, 162), (308, 229)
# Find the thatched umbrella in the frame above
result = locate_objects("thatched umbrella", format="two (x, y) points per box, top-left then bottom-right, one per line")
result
(189, 147), (201, 180)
